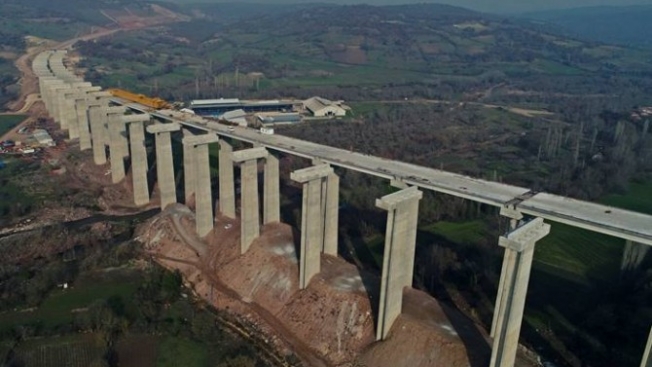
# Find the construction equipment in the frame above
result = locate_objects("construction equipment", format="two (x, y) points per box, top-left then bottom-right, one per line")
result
(107, 88), (171, 109)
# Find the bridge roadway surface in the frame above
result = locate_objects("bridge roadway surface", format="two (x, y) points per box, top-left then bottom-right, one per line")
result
(113, 98), (652, 246)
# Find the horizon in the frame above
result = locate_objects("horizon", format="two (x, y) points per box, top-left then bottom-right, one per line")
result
(166, 0), (652, 13)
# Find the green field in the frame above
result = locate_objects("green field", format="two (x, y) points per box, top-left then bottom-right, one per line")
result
(423, 220), (489, 246)
(601, 181), (652, 215)
(0, 269), (142, 332)
(157, 337), (208, 367)
(0, 114), (26, 136)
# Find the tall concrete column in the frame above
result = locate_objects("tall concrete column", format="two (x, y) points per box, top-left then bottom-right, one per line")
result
(263, 153), (280, 224)
(323, 172), (339, 256)
(62, 92), (79, 139)
(375, 186), (423, 341)
(183, 134), (220, 237)
(490, 217), (551, 367)
(218, 140), (236, 218)
(183, 130), (197, 204)
(642, 327), (652, 367)
(291, 164), (334, 289)
(88, 104), (107, 164)
(232, 147), (268, 253)
(105, 107), (128, 183)
(147, 123), (181, 210)
(75, 98), (90, 149)
(129, 120), (149, 206)
(492, 209), (522, 339)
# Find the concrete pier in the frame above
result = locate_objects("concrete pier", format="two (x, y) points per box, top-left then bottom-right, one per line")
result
(642, 327), (652, 367)
(490, 217), (550, 367)
(88, 105), (108, 164)
(375, 186), (423, 340)
(147, 123), (181, 210)
(232, 147), (268, 253)
(183, 130), (197, 204)
(183, 133), (220, 237)
(264, 153), (280, 224)
(105, 107), (128, 183)
(128, 120), (149, 206)
(323, 172), (339, 256)
(291, 164), (334, 289)
(218, 140), (236, 218)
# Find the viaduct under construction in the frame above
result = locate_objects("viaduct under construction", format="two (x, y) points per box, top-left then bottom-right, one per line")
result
(34, 49), (652, 367)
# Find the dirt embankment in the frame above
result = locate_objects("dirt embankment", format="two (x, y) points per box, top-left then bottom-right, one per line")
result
(137, 205), (539, 367)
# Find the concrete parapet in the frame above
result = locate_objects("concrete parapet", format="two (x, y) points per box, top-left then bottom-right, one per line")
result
(490, 217), (550, 367)
(375, 186), (423, 341)
(218, 140), (236, 218)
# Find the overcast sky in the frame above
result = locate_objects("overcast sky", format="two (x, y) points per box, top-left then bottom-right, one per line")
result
(266, 0), (652, 13)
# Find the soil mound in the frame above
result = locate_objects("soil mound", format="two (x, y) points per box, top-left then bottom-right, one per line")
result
(138, 206), (537, 367)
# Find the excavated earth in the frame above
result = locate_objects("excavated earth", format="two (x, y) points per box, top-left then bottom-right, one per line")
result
(137, 204), (539, 367)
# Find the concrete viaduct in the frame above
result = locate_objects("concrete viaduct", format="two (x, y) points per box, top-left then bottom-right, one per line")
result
(33, 49), (652, 367)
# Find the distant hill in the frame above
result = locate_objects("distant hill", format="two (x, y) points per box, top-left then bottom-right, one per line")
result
(194, 3), (652, 79)
(522, 5), (652, 48)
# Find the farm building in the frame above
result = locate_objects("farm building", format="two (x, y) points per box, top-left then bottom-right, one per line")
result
(189, 98), (296, 116)
(303, 97), (347, 117)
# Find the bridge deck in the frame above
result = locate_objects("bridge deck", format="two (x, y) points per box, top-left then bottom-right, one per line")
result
(115, 99), (652, 246)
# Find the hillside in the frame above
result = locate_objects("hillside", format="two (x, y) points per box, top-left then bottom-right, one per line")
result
(523, 5), (652, 48)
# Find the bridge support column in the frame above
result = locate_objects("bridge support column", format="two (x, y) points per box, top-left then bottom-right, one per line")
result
(323, 172), (339, 256)
(642, 327), (652, 367)
(263, 152), (280, 224)
(183, 130), (197, 205)
(218, 140), (236, 218)
(105, 107), (128, 184)
(128, 120), (149, 206)
(62, 93), (79, 139)
(52, 84), (71, 126)
(147, 123), (181, 210)
(490, 217), (550, 367)
(183, 133), (220, 237)
(375, 186), (422, 341)
(291, 164), (334, 289)
(232, 147), (268, 253)
(75, 99), (91, 150)
(88, 104), (108, 165)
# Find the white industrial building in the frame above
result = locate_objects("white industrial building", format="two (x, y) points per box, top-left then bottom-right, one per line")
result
(218, 109), (248, 127)
(303, 97), (347, 117)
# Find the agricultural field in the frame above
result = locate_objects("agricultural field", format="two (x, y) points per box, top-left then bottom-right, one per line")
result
(14, 334), (106, 367)
(0, 114), (26, 136)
